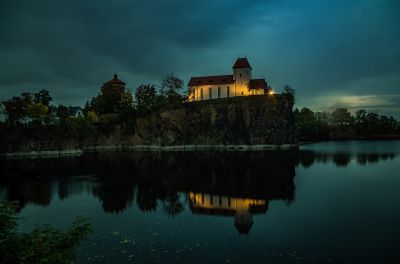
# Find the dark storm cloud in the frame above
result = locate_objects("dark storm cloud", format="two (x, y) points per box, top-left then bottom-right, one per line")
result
(0, 0), (275, 104)
(0, 0), (399, 116)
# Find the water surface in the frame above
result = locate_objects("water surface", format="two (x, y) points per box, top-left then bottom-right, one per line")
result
(1, 141), (399, 263)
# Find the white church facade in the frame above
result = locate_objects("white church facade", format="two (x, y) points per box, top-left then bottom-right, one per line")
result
(188, 58), (269, 102)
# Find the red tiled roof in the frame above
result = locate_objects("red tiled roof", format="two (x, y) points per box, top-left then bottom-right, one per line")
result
(248, 78), (266, 90)
(105, 74), (125, 85)
(188, 74), (234, 86)
(232, 58), (252, 69)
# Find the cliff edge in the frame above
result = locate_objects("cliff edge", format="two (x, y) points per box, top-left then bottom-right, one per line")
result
(132, 95), (295, 146)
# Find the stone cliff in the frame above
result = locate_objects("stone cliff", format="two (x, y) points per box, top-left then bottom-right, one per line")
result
(1, 95), (295, 155)
(132, 95), (295, 146)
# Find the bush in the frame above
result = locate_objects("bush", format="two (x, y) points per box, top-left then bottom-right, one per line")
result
(0, 201), (92, 264)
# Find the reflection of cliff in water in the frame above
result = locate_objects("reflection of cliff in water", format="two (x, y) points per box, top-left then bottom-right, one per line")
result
(297, 150), (397, 168)
(0, 151), (296, 221)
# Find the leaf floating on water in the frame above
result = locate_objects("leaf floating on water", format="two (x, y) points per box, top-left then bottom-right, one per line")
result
(120, 238), (133, 244)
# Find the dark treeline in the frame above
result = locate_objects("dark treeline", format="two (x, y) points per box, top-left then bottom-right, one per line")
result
(297, 150), (397, 168)
(295, 107), (400, 141)
(0, 74), (186, 149)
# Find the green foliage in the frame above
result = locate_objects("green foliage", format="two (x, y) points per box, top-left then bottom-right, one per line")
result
(135, 84), (157, 114)
(27, 103), (48, 120)
(91, 82), (133, 115)
(331, 108), (354, 126)
(86, 110), (99, 123)
(33, 90), (52, 106)
(2, 90), (52, 125)
(117, 107), (137, 133)
(153, 93), (186, 112)
(2, 96), (30, 125)
(83, 100), (91, 115)
(282, 85), (295, 104)
(97, 114), (119, 133)
(0, 201), (92, 264)
(56, 105), (69, 124)
(160, 73), (183, 98)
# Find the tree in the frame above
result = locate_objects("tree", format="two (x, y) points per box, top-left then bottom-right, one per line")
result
(283, 85), (295, 103)
(331, 108), (353, 126)
(119, 89), (133, 111)
(57, 105), (69, 123)
(160, 73), (183, 98)
(90, 75), (133, 115)
(86, 111), (99, 123)
(34, 89), (52, 106)
(2, 93), (33, 125)
(135, 84), (156, 114)
(366, 112), (380, 132)
(83, 100), (91, 115)
(0, 201), (92, 264)
(27, 103), (48, 121)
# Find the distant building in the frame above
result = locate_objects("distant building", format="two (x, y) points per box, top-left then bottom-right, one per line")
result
(188, 58), (269, 101)
(188, 192), (267, 234)
(48, 105), (84, 123)
(68, 106), (84, 118)
(102, 73), (126, 93)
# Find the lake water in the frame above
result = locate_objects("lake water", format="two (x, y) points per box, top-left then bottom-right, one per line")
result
(1, 141), (399, 263)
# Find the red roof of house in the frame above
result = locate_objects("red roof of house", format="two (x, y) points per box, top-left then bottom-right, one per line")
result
(232, 58), (252, 69)
(248, 79), (266, 90)
(105, 74), (125, 85)
(188, 74), (234, 86)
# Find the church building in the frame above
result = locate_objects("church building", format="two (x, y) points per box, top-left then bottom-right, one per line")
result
(188, 58), (269, 101)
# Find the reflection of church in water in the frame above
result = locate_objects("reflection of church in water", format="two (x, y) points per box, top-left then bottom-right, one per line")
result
(189, 192), (268, 234)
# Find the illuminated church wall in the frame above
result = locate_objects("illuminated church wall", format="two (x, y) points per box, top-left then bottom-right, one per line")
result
(188, 58), (267, 102)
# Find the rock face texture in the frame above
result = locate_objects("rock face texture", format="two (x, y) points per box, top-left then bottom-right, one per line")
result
(0, 95), (295, 155)
(132, 95), (295, 146)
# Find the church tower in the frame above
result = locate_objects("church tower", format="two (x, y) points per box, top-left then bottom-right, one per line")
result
(232, 58), (252, 96)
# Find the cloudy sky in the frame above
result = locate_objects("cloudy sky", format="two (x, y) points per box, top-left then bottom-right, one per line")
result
(1, 0), (399, 116)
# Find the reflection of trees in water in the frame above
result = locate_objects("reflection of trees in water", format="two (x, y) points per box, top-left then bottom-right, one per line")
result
(298, 151), (397, 167)
(0, 150), (297, 215)
(3, 179), (52, 212)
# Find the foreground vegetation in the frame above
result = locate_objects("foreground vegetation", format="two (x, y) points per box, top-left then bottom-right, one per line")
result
(0, 202), (91, 264)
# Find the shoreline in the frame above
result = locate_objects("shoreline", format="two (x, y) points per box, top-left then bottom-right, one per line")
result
(1, 144), (299, 159)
